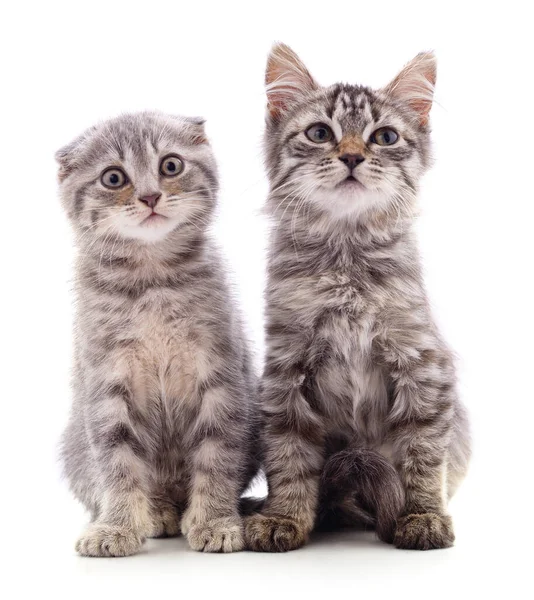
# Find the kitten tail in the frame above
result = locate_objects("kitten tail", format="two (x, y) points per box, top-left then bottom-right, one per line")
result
(320, 448), (404, 544)
(239, 496), (266, 516)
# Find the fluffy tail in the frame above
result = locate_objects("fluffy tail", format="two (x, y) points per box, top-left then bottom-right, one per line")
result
(319, 447), (404, 544)
(239, 496), (266, 516)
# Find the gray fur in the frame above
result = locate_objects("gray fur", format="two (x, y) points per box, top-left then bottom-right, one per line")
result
(245, 44), (470, 552)
(57, 112), (259, 556)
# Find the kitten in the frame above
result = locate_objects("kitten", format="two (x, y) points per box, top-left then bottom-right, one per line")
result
(57, 112), (259, 556)
(245, 44), (470, 551)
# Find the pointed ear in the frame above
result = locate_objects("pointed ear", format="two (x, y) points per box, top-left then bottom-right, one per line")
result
(265, 42), (318, 119)
(383, 51), (437, 126)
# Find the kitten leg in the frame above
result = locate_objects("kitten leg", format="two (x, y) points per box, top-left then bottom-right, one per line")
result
(391, 426), (454, 550)
(446, 403), (471, 500)
(76, 377), (152, 557)
(181, 378), (249, 553)
(245, 366), (324, 552)
(380, 330), (457, 550)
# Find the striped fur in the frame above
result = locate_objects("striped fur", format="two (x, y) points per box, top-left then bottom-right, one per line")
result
(245, 44), (470, 552)
(57, 112), (260, 556)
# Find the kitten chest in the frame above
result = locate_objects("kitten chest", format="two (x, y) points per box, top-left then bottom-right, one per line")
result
(314, 308), (389, 444)
(126, 289), (206, 413)
(300, 272), (390, 443)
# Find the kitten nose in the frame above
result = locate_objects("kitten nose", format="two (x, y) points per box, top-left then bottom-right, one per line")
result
(339, 154), (365, 170)
(139, 193), (161, 209)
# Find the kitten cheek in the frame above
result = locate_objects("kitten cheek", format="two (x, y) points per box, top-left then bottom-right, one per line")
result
(109, 185), (134, 206)
(161, 180), (182, 196)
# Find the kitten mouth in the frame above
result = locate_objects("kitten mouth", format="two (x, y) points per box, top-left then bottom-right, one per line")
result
(141, 212), (168, 225)
(338, 175), (364, 189)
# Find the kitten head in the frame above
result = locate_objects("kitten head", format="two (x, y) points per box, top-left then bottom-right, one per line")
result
(56, 112), (217, 243)
(264, 43), (436, 224)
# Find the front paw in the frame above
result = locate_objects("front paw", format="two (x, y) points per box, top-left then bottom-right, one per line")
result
(187, 516), (244, 553)
(394, 513), (455, 550)
(245, 514), (309, 552)
(75, 523), (144, 557)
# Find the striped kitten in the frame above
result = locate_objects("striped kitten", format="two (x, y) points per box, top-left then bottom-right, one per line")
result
(57, 112), (259, 556)
(245, 45), (470, 551)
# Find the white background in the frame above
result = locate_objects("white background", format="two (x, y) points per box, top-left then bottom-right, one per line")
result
(1, 1), (532, 597)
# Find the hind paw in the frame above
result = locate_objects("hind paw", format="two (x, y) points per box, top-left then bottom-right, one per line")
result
(148, 506), (181, 538)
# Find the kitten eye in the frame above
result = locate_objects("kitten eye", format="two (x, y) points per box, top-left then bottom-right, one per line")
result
(305, 123), (333, 144)
(160, 155), (184, 177)
(101, 168), (128, 189)
(371, 127), (399, 146)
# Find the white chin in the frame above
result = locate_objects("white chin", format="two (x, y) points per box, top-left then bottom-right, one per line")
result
(119, 218), (179, 242)
(312, 187), (389, 220)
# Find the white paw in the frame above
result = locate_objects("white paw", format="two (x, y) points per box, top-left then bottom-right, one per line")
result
(75, 523), (144, 557)
(186, 516), (244, 553)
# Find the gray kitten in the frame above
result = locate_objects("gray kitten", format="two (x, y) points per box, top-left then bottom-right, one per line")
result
(245, 44), (470, 551)
(56, 112), (259, 556)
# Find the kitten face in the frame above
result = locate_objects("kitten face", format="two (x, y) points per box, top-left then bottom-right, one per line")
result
(264, 45), (436, 223)
(56, 112), (217, 243)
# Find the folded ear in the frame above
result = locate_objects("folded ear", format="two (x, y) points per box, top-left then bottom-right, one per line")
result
(265, 42), (318, 119)
(169, 115), (208, 145)
(382, 51), (437, 126)
(55, 127), (96, 182)
(184, 117), (208, 145)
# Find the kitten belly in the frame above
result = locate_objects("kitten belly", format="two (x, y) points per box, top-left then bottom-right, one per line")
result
(314, 313), (389, 446)
(131, 318), (194, 508)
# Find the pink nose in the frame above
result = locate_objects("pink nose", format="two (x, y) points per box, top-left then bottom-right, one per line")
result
(139, 193), (161, 209)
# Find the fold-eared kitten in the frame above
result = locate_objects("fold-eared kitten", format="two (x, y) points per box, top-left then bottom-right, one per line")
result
(57, 112), (259, 556)
(245, 45), (470, 551)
